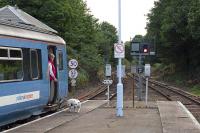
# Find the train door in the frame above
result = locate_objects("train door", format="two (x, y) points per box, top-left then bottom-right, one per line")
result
(47, 46), (59, 105)
(56, 48), (67, 99)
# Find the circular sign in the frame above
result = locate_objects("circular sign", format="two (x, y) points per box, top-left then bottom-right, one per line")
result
(69, 69), (78, 79)
(71, 79), (76, 86)
(68, 59), (78, 69)
(71, 79), (76, 84)
(115, 44), (124, 53)
(114, 43), (125, 58)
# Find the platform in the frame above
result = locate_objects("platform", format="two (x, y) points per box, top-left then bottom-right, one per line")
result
(4, 100), (200, 133)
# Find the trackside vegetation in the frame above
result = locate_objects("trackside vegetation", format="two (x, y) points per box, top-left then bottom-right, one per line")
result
(145, 0), (200, 94)
(0, 0), (118, 87)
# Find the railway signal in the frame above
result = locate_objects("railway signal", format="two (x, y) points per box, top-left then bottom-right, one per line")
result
(131, 42), (152, 55)
(139, 43), (150, 55)
(130, 42), (153, 101)
(142, 44), (149, 53)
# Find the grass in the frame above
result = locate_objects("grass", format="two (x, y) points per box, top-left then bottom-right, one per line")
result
(190, 85), (200, 96)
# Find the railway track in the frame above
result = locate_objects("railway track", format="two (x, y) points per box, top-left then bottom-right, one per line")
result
(148, 79), (200, 122)
(129, 74), (200, 122)
(77, 81), (117, 101)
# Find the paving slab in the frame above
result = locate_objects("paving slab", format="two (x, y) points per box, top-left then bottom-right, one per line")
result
(6, 100), (200, 133)
(48, 101), (162, 133)
(157, 101), (200, 133)
(6, 100), (107, 133)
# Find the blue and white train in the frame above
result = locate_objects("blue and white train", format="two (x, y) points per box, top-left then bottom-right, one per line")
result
(0, 6), (68, 127)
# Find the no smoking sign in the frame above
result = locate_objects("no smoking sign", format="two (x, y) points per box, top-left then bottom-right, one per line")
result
(114, 43), (125, 58)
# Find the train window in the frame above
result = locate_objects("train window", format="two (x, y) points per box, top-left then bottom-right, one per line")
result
(0, 48), (23, 82)
(58, 51), (63, 70)
(30, 49), (39, 79)
(0, 48), (8, 58)
(10, 49), (22, 58)
(0, 60), (23, 81)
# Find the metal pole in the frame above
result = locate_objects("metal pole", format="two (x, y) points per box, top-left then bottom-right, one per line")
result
(132, 73), (135, 108)
(138, 54), (142, 101)
(145, 77), (148, 106)
(107, 85), (110, 106)
(116, 0), (123, 117)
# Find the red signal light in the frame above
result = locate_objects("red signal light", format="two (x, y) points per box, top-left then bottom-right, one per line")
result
(142, 44), (149, 53)
(143, 48), (148, 53)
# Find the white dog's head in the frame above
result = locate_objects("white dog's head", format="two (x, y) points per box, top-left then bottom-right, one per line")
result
(67, 99), (81, 113)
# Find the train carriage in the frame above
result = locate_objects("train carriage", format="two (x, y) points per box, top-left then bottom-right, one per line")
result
(0, 6), (68, 127)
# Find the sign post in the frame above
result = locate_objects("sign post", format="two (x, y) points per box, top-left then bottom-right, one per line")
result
(103, 79), (113, 106)
(68, 59), (78, 95)
(144, 64), (151, 106)
(114, 0), (123, 117)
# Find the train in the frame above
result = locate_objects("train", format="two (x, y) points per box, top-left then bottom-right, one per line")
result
(0, 5), (68, 127)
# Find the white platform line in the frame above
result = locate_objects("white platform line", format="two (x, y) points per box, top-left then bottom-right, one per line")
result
(2, 100), (89, 133)
(178, 101), (200, 130)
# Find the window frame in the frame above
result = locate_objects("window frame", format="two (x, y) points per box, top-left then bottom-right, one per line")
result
(58, 50), (64, 70)
(9, 48), (23, 59)
(0, 47), (23, 82)
(30, 49), (39, 80)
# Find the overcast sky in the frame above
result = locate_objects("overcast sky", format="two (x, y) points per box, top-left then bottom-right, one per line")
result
(85, 0), (157, 42)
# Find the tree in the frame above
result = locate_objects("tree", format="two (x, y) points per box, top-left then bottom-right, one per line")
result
(146, 0), (200, 79)
(0, 0), (118, 82)
(96, 22), (117, 65)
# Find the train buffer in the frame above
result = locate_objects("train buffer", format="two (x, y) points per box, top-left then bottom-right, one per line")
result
(5, 100), (200, 133)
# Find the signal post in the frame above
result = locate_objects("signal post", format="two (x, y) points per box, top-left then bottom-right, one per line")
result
(131, 42), (152, 101)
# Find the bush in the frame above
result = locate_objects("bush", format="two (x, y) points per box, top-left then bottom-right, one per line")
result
(97, 67), (104, 81)
(76, 68), (89, 88)
(190, 85), (200, 96)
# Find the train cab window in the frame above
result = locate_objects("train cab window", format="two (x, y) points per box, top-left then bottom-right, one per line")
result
(0, 47), (23, 82)
(30, 49), (39, 79)
(58, 51), (63, 70)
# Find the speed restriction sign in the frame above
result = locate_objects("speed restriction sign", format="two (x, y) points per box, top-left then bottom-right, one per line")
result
(69, 69), (78, 79)
(68, 59), (78, 69)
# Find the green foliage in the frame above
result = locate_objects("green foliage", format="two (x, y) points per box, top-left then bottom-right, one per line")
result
(146, 0), (200, 80)
(97, 67), (104, 81)
(124, 41), (132, 62)
(190, 85), (200, 96)
(76, 68), (89, 87)
(96, 22), (118, 65)
(0, 1), (118, 83)
(79, 45), (103, 75)
(132, 35), (144, 42)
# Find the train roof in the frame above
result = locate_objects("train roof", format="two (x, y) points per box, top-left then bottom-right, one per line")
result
(0, 5), (65, 45)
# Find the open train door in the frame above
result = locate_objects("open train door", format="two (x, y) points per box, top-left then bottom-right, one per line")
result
(55, 47), (68, 103)
(47, 46), (59, 105)
(47, 46), (67, 107)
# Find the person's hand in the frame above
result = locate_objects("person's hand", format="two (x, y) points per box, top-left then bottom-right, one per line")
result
(54, 78), (58, 82)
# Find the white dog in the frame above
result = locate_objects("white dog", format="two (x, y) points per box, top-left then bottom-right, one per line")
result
(67, 99), (81, 113)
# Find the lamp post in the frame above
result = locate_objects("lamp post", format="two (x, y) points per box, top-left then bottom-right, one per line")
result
(116, 0), (123, 117)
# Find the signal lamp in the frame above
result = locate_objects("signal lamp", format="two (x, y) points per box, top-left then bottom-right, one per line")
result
(143, 44), (149, 53)
(143, 48), (148, 53)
